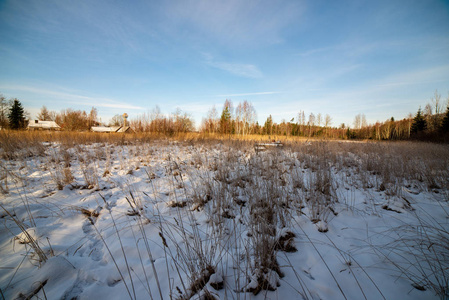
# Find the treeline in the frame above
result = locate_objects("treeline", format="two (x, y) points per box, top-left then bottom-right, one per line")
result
(346, 91), (449, 141)
(1, 94), (195, 134)
(129, 107), (194, 134)
(2, 90), (449, 141)
(200, 99), (257, 135)
(1, 94), (102, 131)
(36, 105), (195, 135)
(199, 100), (350, 138)
(199, 94), (449, 141)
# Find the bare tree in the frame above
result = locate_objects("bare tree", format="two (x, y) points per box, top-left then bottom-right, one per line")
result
(205, 105), (219, 133)
(242, 100), (256, 135)
(55, 109), (90, 131)
(374, 122), (381, 140)
(316, 113), (322, 127)
(382, 117), (394, 139)
(297, 110), (305, 135)
(37, 106), (53, 121)
(446, 92), (449, 110)
(433, 90), (442, 115)
(353, 114), (361, 130)
(424, 103), (433, 116)
(235, 102), (243, 135)
(424, 103), (435, 131)
(172, 108), (194, 133)
(88, 107), (98, 128)
(324, 114), (332, 137)
(0, 95), (10, 128)
(404, 113), (411, 137)
(308, 113), (315, 137)
(431, 90), (443, 130)
(150, 106), (162, 132)
(361, 114), (367, 128)
(324, 114), (332, 127)
(109, 114), (124, 127)
(280, 119), (287, 136)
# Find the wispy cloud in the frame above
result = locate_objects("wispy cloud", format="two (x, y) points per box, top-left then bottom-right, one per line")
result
(203, 53), (263, 78)
(166, 0), (304, 47)
(173, 102), (219, 114)
(297, 46), (336, 57)
(0, 85), (144, 110)
(374, 65), (449, 88)
(74, 101), (144, 110)
(216, 91), (279, 97)
(210, 61), (263, 78)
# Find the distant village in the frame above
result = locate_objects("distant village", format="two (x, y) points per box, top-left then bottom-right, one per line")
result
(27, 113), (134, 133)
(2, 93), (449, 141)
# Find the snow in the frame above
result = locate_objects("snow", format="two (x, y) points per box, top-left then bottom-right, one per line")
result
(28, 120), (61, 130)
(0, 140), (448, 299)
(91, 126), (121, 133)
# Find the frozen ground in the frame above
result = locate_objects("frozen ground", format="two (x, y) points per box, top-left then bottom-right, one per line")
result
(0, 139), (448, 299)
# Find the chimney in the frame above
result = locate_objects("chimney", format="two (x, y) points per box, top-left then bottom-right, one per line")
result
(123, 113), (128, 127)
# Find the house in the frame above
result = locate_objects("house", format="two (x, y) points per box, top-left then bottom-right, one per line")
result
(91, 113), (134, 133)
(91, 126), (121, 133)
(28, 120), (61, 131)
(116, 126), (134, 133)
(91, 126), (134, 133)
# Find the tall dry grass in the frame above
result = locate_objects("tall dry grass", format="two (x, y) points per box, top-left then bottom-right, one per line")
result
(1, 131), (448, 299)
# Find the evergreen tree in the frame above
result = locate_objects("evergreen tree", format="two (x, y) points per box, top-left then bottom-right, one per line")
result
(219, 100), (233, 134)
(441, 105), (449, 133)
(220, 106), (231, 134)
(263, 115), (273, 135)
(410, 108), (427, 134)
(8, 99), (26, 129)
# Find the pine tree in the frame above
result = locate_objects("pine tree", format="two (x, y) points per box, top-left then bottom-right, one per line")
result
(8, 99), (26, 129)
(441, 105), (449, 133)
(220, 106), (231, 134)
(263, 115), (273, 135)
(219, 99), (233, 135)
(410, 107), (427, 134)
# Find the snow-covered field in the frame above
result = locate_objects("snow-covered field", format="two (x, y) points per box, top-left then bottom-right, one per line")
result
(1, 138), (448, 299)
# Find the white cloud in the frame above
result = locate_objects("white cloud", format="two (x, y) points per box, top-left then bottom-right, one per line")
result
(166, 0), (304, 46)
(216, 91), (279, 97)
(374, 65), (449, 88)
(0, 85), (144, 110)
(203, 53), (263, 78)
(210, 61), (263, 78)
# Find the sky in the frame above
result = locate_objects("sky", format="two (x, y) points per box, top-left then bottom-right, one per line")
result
(1, 0), (449, 128)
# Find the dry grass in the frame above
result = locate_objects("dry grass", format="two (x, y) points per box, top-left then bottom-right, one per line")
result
(1, 131), (448, 299)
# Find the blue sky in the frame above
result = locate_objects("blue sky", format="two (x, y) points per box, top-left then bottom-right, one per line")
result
(1, 0), (448, 128)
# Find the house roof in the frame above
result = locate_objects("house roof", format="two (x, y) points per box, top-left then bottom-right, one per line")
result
(91, 126), (121, 133)
(116, 126), (134, 133)
(28, 120), (61, 129)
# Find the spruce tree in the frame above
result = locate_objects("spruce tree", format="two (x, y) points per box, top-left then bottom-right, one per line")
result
(263, 115), (273, 135)
(8, 99), (26, 129)
(441, 105), (449, 133)
(220, 106), (231, 134)
(410, 108), (427, 134)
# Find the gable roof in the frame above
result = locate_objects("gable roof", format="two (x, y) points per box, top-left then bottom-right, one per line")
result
(91, 126), (121, 133)
(91, 126), (134, 133)
(116, 126), (134, 133)
(28, 120), (61, 129)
